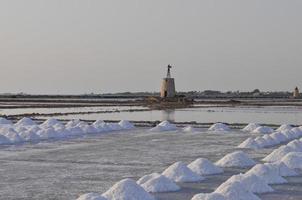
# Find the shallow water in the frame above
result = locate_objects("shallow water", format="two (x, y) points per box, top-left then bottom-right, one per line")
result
(0, 129), (300, 200)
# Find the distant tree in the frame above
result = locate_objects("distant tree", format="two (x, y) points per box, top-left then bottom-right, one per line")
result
(252, 89), (260, 94)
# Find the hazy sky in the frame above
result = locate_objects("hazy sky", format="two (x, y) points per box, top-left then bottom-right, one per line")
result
(1, 0), (302, 94)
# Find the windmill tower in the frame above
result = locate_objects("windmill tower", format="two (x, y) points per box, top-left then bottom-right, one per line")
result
(293, 87), (300, 98)
(160, 65), (176, 98)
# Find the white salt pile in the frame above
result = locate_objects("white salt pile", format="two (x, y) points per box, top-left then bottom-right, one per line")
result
(41, 118), (62, 127)
(191, 193), (226, 200)
(183, 125), (197, 133)
(118, 120), (135, 130)
(215, 181), (261, 200)
(15, 117), (37, 126)
(238, 138), (260, 149)
(215, 151), (256, 168)
(149, 121), (177, 132)
(77, 193), (107, 200)
(246, 164), (287, 184)
(1, 128), (23, 143)
(281, 130), (297, 140)
(0, 134), (11, 144)
(103, 179), (155, 200)
(140, 175), (180, 193)
(264, 162), (298, 177)
(280, 152), (302, 170)
(263, 145), (296, 163)
(0, 117), (12, 125)
(162, 161), (204, 182)
(137, 173), (161, 185)
(188, 158), (223, 175)
(242, 123), (261, 132)
(291, 127), (302, 138)
(262, 134), (279, 146)
(19, 130), (40, 141)
(286, 140), (302, 151)
(254, 136), (271, 148)
(277, 124), (293, 132)
(252, 126), (274, 134)
(220, 173), (273, 194)
(208, 123), (230, 132)
(270, 131), (288, 143)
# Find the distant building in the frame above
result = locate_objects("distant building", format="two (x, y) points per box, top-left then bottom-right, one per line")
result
(293, 87), (300, 98)
(160, 65), (176, 98)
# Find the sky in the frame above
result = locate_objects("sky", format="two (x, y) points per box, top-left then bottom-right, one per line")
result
(0, 0), (302, 94)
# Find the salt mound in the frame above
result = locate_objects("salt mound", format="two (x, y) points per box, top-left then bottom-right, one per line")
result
(107, 123), (123, 131)
(19, 130), (40, 141)
(252, 126), (274, 134)
(77, 193), (107, 200)
(286, 140), (302, 151)
(41, 118), (62, 127)
(215, 151), (256, 168)
(15, 117), (36, 126)
(149, 121), (177, 132)
(238, 138), (260, 149)
(0, 134), (11, 144)
(270, 131), (288, 143)
(262, 134), (279, 146)
(102, 178), (155, 200)
(93, 120), (105, 126)
(263, 145), (296, 163)
(215, 181), (261, 200)
(66, 119), (82, 127)
(0, 117), (12, 125)
(277, 124), (293, 132)
(188, 158), (223, 175)
(118, 120), (135, 130)
(281, 152), (302, 170)
(80, 125), (98, 134)
(254, 136), (270, 148)
(281, 130), (297, 140)
(208, 123), (230, 132)
(137, 173), (161, 185)
(66, 126), (84, 136)
(141, 175), (180, 193)
(2, 128), (23, 143)
(183, 125), (197, 133)
(246, 164), (287, 184)
(242, 123), (261, 132)
(191, 193), (226, 200)
(291, 127), (302, 138)
(36, 127), (61, 139)
(221, 173), (273, 194)
(162, 161), (204, 182)
(265, 162), (298, 177)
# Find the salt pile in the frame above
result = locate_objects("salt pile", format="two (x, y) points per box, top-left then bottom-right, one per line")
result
(77, 193), (107, 200)
(264, 162), (298, 177)
(262, 134), (279, 146)
(102, 179), (155, 200)
(118, 120), (135, 130)
(242, 123), (261, 132)
(149, 121), (177, 132)
(263, 145), (296, 163)
(0, 117), (12, 125)
(237, 138), (260, 149)
(162, 161), (204, 182)
(1, 128), (23, 143)
(208, 123), (230, 132)
(281, 130), (297, 140)
(191, 193), (226, 200)
(137, 173), (161, 185)
(215, 181), (261, 200)
(140, 175), (180, 193)
(19, 130), (40, 141)
(254, 136), (271, 148)
(280, 152), (302, 170)
(246, 164), (287, 184)
(270, 131), (288, 143)
(277, 124), (293, 132)
(286, 140), (302, 151)
(183, 125), (197, 133)
(220, 173), (274, 194)
(215, 151), (256, 168)
(188, 158), (223, 175)
(252, 126), (274, 134)
(41, 118), (62, 127)
(0, 134), (11, 144)
(291, 127), (302, 138)
(15, 117), (37, 126)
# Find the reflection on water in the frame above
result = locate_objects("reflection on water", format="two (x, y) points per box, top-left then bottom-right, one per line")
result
(161, 110), (175, 122)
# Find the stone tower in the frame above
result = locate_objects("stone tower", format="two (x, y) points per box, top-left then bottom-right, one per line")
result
(293, 87), (300, 98)
(160, 65), (176, 98)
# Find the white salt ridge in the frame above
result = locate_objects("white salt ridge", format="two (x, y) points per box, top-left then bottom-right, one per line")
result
(291, 127), (302, 138)
(215, 181), (261, 200)
(246, 164), (287, 184)
(254, 136), (270, 148)
(270, 131), (288, 143)
(0, 117), (12, 125)
(265, 162), (298, 177)
(277, 124), (293, 132)
(286, 140), (302, 151)
(262, 134), (279, 146)
(252, 126), (274, 134)
(137, 173), (161, 185)
(149, 121), (177, 132)
(162, 161), (204, 183)
(191, 193), (226, 200)
(19, 130), (40, 141)
(118, 120), (135, 130)
(0, 134), (11, 144)
(183, 125), (197, 133)
(238, 138), (260, 149)
(188, 158), (223, 175)
(208, 123), (230, 132)
(219, 173), (274, 194)
(263, 145), (296, 163)
(2, 128), (23, 143)
(242, 123), (261, 132)
(77, 193), (107, 200)
(103, 178), (155, 200)
(281, 152), (302, 170)
(15, 117), (37, 126)
(215, 151), (256, 168)
(41, 118), (63, 127)
(281, 130), (297, 140)
(140, 175), (180, 193)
